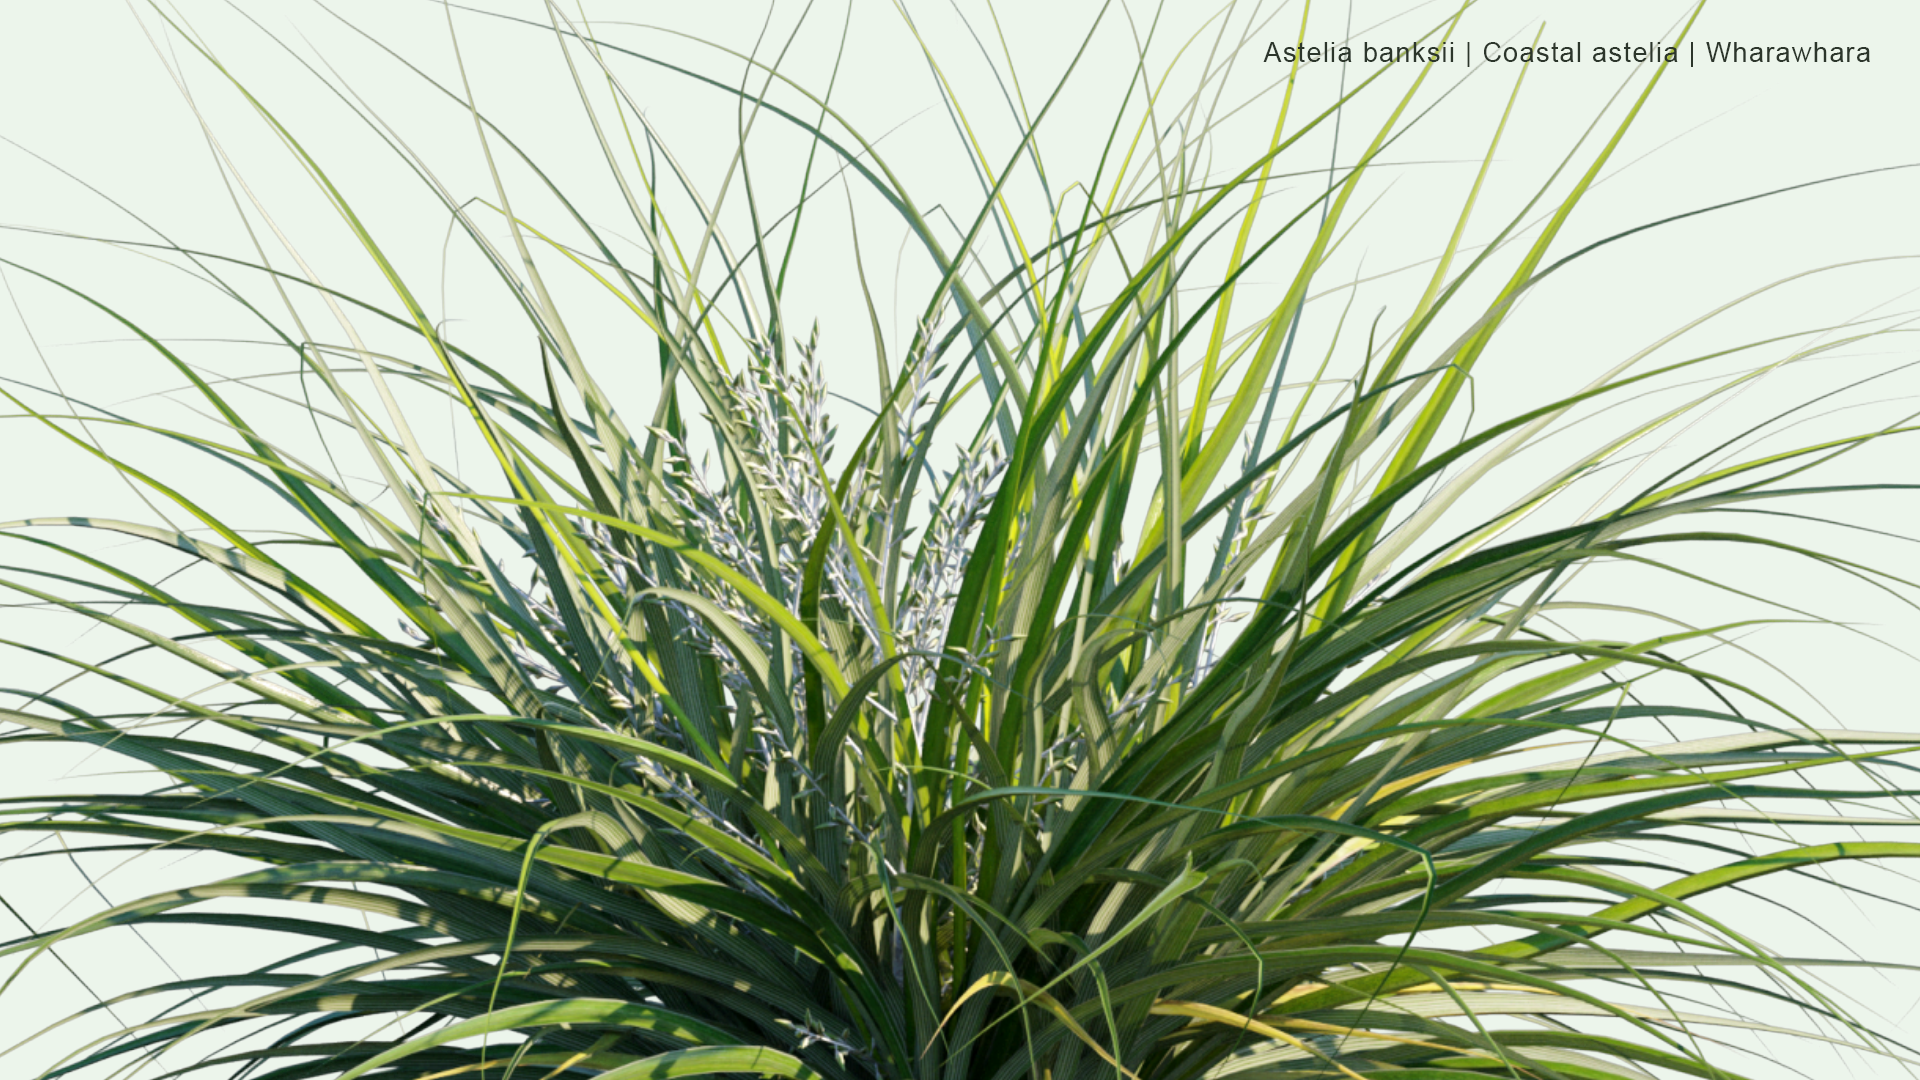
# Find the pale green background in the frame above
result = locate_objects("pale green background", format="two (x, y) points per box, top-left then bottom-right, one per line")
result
(3, 1), (1916, 1076)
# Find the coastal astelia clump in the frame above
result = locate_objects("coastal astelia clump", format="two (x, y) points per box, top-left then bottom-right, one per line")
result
(3, 3), (1918, 1080)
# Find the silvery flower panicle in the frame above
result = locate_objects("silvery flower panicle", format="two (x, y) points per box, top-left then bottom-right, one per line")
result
(892, 305), (949, 457)
(651, 327), (889, 699)
(896, 440), (1007, 733)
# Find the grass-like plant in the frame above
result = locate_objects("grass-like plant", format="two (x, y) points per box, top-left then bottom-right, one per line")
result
(4, 3), (1918, 1079)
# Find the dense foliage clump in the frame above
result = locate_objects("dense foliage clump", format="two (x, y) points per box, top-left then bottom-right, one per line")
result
(4, 3), (1917, 1080)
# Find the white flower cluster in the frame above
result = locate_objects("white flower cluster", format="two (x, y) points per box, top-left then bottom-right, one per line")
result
(644, 314), (1006, 741)
(895, 440), (1005, 730)
(649, 322), (880, 690)
(468, 315), (1014, 858)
